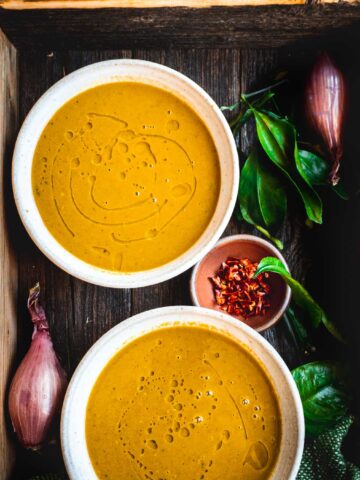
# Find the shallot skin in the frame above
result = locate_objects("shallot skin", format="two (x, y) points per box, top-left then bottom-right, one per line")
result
(305, 52), (346, 185)
(8, 284), (67, 450)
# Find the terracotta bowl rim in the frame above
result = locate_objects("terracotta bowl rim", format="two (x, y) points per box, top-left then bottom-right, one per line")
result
(190, 234), (292, 332)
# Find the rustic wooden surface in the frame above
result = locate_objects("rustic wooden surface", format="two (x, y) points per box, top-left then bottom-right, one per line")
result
(1, 3), (360, 50)
(0, 28), (18, 480)
(1, 20), (359, 480)
(8, 45), (313, 479)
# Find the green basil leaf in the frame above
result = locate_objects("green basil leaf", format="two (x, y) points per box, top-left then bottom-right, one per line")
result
(229, 92), (275, 136)
(253, 110), (323, 224)
(296, 149), (329, 185)
(284, 305), (311, 351)
(292, 361), (351, 437)
(295, 149), (349, 200)
(238, 151), (284, 250)
(254, 257), (345, 342)
(257, 162), (287, 229)
(232, 108), (253, 137)
(235, 208), (243, 223)
(239, 150), (264, 227)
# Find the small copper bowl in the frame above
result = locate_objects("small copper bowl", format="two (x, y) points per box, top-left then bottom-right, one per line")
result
(190, 234), (291, 332)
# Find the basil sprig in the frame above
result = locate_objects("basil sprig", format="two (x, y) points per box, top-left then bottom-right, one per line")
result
(254, 256), (344, 343)
(253, 110), (323, 224)
(224, 85), (348, 245)
(239, 150), (286, 250)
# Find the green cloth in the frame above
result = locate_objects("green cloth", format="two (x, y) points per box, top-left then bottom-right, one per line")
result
(298, 416), (360, 480)
(29, 417), (360, 480)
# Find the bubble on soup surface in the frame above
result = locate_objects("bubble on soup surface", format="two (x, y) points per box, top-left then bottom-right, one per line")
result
(72, 157), (80, 168)
(244, 441), (269, 470)
(148, 440), (158, 450)
(223, 430), (230, 440)
(92, 153), (102, 165)
(135, 142), (151, 154)
(165, 434), (174, 443)
(181, 427), (190, 437)
(146, 228), (158, 239)
(118, 143), (128, 153)
(119, 130), (136, 141)
(172, 183), (190, 198)
(167, 119), (180, 131)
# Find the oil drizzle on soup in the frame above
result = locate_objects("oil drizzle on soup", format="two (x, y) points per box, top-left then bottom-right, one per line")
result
(32, 83), (220, 272)
(86, 326), (282, 480)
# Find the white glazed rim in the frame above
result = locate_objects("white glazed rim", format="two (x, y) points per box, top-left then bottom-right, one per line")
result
(190, 234), (292, 332)
(60, 306), (304, 480)
(12, 59), (239, 288)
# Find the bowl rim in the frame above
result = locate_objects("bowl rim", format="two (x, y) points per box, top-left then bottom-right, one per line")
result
(190, 234), (292, 332)
(60, 305), (304, 480)
(12, 59), (239, 288)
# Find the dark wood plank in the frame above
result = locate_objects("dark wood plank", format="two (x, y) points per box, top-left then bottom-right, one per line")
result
(2, 4), (360, 51)
(0, 27), (18, 480)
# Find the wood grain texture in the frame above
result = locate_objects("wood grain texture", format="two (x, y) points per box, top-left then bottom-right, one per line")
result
(0, 28), (17, 480)
(1, 4), (360, 50)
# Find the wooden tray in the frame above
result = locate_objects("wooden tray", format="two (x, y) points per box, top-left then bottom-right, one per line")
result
(1, 2), (360, 478)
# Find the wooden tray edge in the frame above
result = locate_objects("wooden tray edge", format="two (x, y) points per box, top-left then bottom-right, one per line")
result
(0, 28), (18, 480)
(0, 0), (347, 11)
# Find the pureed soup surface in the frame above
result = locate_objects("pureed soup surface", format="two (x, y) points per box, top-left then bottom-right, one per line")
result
(32, 82), (220, 272)
(86, 327), (282, 480)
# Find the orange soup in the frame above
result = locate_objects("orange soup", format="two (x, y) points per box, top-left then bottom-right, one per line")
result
(86, 326), (282, 479)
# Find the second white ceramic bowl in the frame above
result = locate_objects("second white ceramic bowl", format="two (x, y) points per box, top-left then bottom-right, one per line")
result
(61, 306), (304, 480)
(12, 59), (239, 288)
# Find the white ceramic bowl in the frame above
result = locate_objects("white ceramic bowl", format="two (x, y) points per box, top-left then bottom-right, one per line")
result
(12, 59), (238, 288)
(61, 306), (304, 480)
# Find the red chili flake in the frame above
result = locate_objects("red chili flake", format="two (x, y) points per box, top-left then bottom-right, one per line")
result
(209, 256), (271, 319)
